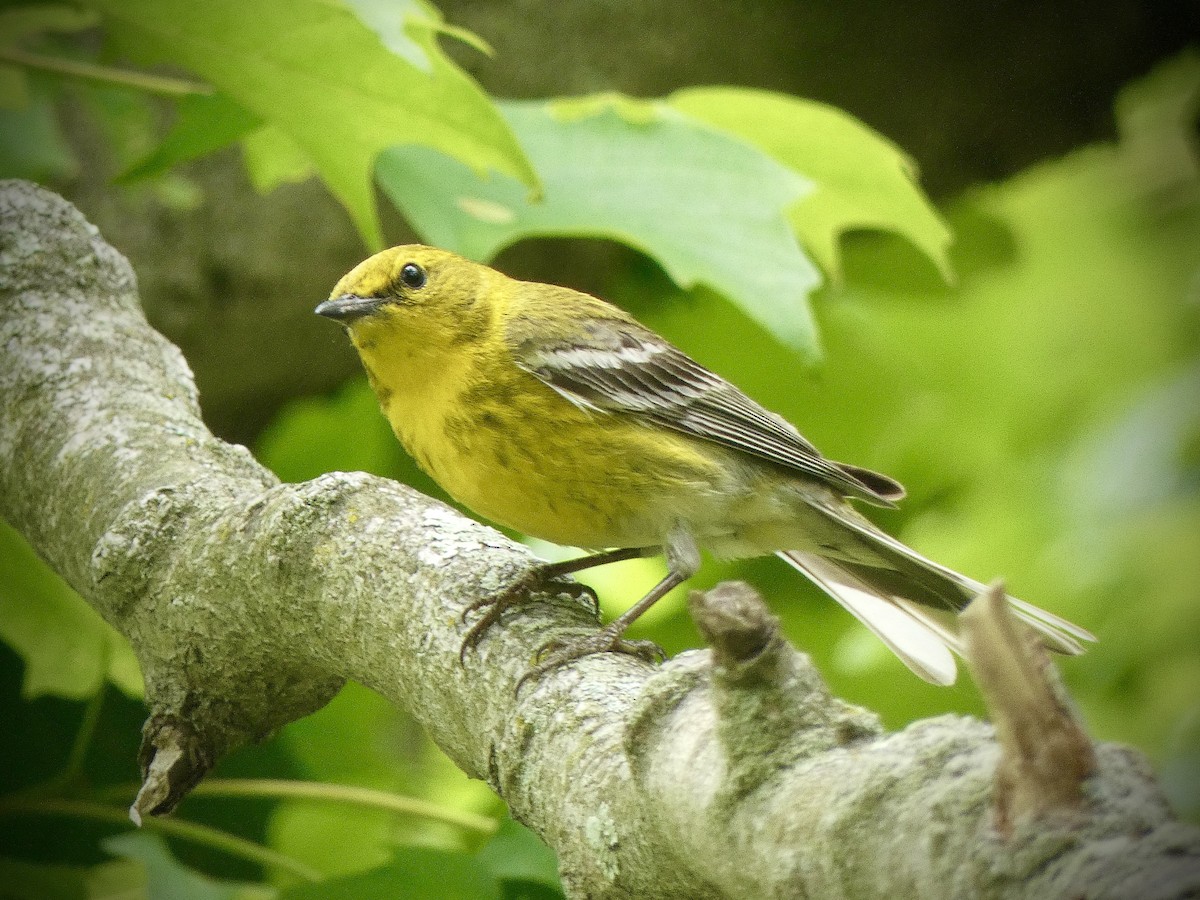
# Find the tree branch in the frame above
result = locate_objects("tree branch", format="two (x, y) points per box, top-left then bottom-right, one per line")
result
(961, 580), (1097, 836)
(2, 181), (1197, 898)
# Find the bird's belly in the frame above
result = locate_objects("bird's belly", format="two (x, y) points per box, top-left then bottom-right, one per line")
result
(397, 396), (739, 550)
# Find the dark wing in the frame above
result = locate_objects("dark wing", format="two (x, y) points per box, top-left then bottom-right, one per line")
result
(509, 316), (904, 505)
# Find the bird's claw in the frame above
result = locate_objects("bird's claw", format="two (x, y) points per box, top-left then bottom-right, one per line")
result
(516, 631), (665, 692)
(561, 580), (601, 616)
(458, 568), (600, 664)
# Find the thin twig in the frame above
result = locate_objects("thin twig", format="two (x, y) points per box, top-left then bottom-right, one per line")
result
(0, 47), (211, 96)
(58, 685), (106, 787)
(95, 778), (499, 835)
(0, 797), (321, 882)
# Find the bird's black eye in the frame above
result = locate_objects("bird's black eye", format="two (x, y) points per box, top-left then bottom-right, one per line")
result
(399, 263), (426, 289)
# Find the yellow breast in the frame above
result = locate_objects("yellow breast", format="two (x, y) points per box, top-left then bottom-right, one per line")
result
(358, 341), (722, 548)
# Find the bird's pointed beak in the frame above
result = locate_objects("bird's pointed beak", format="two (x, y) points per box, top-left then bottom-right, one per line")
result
(314, 294), (383, 323)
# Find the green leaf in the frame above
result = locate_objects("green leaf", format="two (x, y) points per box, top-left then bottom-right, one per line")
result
(476, 820), (561, 893)
(280, 847), (499, 900)
(0, 5), (101, 110)
(263, 684), (403, 881)
(83, 0), (537, 248)
(241, 124), (315, 193)
(496, 880), (564, 900)
(117, 92), (260, 183)
(549, 91), (660, 125)
(0, 854), (147, 900)
(1115, 46), (1200, 143)
(0, 62), (28, 108)
(0, 89), (75, 179)
(73, 80), (161, 172)
(1114, 48), (1200, 206)
(266, 681), (497, 877)
(378, 96), (822, 355)
(102, 832), (274, 900)
(0, 5), (98, 45)
(346, 0), (492, 71)
(254, 379), (404, 485)
(267, 801), (392, 882)
(671, 87), (953, 282)
(0, 521), (142, 699)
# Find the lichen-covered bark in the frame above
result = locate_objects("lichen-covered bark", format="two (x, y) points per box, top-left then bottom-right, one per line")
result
(2, 180), (1197, 898)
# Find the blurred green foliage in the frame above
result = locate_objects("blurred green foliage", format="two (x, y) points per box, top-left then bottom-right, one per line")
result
(0, 0), (1197, 893)
(0, 523), (142, 700)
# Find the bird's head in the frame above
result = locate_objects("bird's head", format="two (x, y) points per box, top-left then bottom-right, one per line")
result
(316, 245), (494, 355)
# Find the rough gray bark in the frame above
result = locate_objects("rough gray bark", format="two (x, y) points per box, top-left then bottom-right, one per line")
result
(2, 180), (1198, 898)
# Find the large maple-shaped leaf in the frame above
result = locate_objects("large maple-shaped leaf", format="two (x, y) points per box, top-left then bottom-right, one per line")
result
(84, 0), (537, 247)
(378, 95), (822, 355)
(672, 87), (953, 282)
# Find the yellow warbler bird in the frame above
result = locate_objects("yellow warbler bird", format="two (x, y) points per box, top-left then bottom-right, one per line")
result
(316, 245), (1093, 684)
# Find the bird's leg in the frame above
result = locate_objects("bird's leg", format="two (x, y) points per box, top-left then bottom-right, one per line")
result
(459, 546), (654, 662)
(518, 529), (701, 689)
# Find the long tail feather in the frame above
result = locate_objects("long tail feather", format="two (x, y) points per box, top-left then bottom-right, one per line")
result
(779, 551), (959, 685)
(779, 500), (1096, 683)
